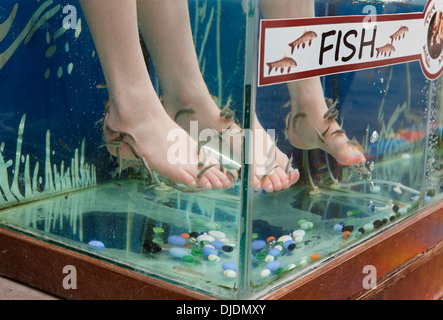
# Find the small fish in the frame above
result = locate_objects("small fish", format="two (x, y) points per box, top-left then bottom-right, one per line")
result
(58, 139), (71, 152)
(266, 56), (297, 75)
(285, 155), (293, 174)
(330, 129), (346, 136)
(288, 31), (317, 54)
(197, 163), (218, 180)
(260, 165), (279, 182)
(96, 83), (107, 89)
(327, 109), (339, 121)
(292, 111), (307, 133)
(174, 108), (196, 122)
(347, 137), (364, 152)
(219, 96), (233, 117)
(376, 43), (395, 58)
(321, 125), (331, 137)
(314, 127), (326, 144)
(323, 99), (338, 119)
(389, 26), (409, 43)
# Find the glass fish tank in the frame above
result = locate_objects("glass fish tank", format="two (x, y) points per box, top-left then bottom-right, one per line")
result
(0, 0), (441, 300)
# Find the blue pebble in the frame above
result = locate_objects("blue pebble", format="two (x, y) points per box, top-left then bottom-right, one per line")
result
(333, 224), (343, 232)
(169, 247), (189, 258)
(88, 240), (105, 250)
(211, 241), (225, 250)
(424, 195), (431, 202)
(167, 235), (186, 246)
(370, 205), (375, 212)
(283, 240), (296, 250)
(251, 240), (266, 250)
(268, 248), (281, 257)
(202, 247), (219, 256)
(266, 260), (281, 272)
(222, 262), (237, 272)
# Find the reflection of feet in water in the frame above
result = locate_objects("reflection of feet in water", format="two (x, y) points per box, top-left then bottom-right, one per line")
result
(287, 92), (366, 167)
(163, 92), (300, 193)
(102, 92), (234, 190)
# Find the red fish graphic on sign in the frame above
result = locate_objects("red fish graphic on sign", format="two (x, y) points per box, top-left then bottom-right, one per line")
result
(389, 26), (409, 43)
(376, 43), (395, 57)
(266, 56), (297, 75)
(288, 31), (317, 54)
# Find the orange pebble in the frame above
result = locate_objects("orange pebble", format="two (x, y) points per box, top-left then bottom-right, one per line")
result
(310, 253), (320, 261)
(342, 231), (351, 238)
(266, 236), (275, 243)
(180, 233), (190, 240)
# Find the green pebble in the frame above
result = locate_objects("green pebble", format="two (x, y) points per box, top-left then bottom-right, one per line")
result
(191, 248), (203, 256)
(153, 227), (164, 234)
(152, 237), (164, 244)
(300, 221), (313, 230)
(297, 219), (307, 226)
(347, 209), (360, 217)
(256, 251), (267, 260)
(193, 218), (205, 226)
(275, 267), (285, 275)
(182, 255), (195, 263)
(363, 223), (374, 232)
(205, 222), (220, 231)
(252, 233), (258, 240)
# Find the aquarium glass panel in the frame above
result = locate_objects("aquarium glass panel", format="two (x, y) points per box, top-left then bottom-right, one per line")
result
(0, 0), (441, 300)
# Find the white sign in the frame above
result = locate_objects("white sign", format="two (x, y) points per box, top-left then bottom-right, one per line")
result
(258, 0), (443, 86)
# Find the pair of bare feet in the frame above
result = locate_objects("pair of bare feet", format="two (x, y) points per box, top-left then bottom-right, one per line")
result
(102, 79), (366, 194)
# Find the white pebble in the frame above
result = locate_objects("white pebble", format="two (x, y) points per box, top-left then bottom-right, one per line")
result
(398, 207), (407, 214)
(393, 186), (402, 194)
(260, 269), (271, 278)
(277, 235), (292, 243)
(197, 234), (215, 243)
(370, 185), (381, 193)
(264, 255), (274, 263)
(274, 245), (283, 251)
(208, 254), (220, 262)
(224, 270), (237, 278)
(209, 230), (226, 240)
(292, 230), (306, 239)
(286, 264), (296, 270)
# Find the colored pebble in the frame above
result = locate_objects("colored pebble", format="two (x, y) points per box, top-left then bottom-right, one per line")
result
(169, 247), (189, 258)
(268, 248), (281, 257)
(266, 260), (281, 272)
(275, 267), (285, 275)
(208, 230), (225, 240)
(88, 240), (105, 250)
(370, 204), (376, 212)
(347, 209), (359, 217)
(153, 227), (164, 233)
(182, 255), (196, 263)
(370, 185), (381, 193)
(180, 233), (190, 240)
(222, 262), (237, 272)
(223, 270), (236, 278)
(358, 227), (365, 234)
(252, 240), (266, 250)
(196, 234), (215, 243)
(252, 233), (259, 240)
(208, 254), (219, 262)
(283, 240), (296, 251)
(392, 204), (399, 213)
(264, 255), (274, 263)
(310, 253), (320, 261)
(292, 230), (306, 238)
(342, 231), (351, 238)
(286, 264), (296, 270)
(342, 225), (354, 233)
(424, 195), (431, 202)
(202, 247), (218, 256)
(256, 251), (267, 260)
(373, 219), (383, 228)
(193, 218), (205, 226)
(333, 224), (343, 232)
(167, 235), (186, 246)
(364, 223), (374, 232)
(211, 241), (224, 250)
(300, 221), (313, 230)
(260, 269), (271, 278)
(398, 207), (407, 214)
(266, 236), (275, 243)
(277, 235), (292, 243)
(222, 245), (234, 253)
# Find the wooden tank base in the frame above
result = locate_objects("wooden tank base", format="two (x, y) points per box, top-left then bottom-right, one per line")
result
(0, 201), (442, 300)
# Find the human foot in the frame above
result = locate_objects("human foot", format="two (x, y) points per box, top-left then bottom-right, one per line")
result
(102, 92), (233, 190)
(162, 93), (299, 193)
(287, 96), (366, 166)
